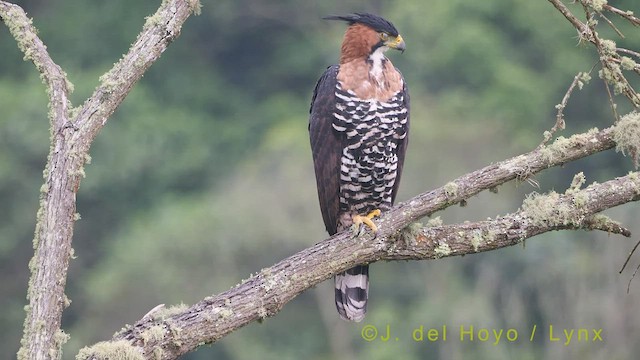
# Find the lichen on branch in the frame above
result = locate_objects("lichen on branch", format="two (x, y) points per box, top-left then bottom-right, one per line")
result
(81, 170), (638, 360)
(613, 111), (640, 167)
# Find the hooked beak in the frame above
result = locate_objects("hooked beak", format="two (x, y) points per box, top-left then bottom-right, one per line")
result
(386, 34), (406, 53)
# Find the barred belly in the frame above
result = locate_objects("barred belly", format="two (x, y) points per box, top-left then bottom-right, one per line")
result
(331, 84), (408, 219)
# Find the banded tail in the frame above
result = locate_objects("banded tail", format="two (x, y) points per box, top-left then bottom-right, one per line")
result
(334, 264), (369, 322)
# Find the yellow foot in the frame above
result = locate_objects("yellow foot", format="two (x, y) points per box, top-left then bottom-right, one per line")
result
(352, 209), (382, 233)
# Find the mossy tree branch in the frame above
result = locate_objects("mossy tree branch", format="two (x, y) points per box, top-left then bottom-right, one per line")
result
(0, 1), (201, 359)
(3, 0), (640, 359)
(76, 122), (640, 360)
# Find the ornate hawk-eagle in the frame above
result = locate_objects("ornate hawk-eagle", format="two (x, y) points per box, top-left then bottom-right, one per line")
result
(309, 13), (409, 322)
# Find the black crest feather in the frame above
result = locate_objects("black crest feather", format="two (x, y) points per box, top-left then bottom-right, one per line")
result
(323, 13), (399, 37)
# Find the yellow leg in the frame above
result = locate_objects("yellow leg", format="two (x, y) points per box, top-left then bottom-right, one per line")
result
(352, 209), (382, 233)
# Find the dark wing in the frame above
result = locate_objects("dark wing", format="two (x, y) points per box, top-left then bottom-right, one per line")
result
(390, 75), (410, 205)
(309, 65), (341, 235)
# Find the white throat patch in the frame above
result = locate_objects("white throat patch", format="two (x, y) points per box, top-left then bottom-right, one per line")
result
(368, 46), (388, 84)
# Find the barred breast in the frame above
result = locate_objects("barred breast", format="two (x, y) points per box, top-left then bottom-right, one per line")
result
(331, 83), (408, 224)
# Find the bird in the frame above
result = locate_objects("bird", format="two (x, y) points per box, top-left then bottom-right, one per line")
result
(308, 13), (409, 322)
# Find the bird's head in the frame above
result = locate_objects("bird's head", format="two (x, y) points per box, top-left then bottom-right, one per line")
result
(324, 13), (405, 64)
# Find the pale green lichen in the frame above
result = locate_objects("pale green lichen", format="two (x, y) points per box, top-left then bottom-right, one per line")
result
(613, 111), (640, 167)
(540, 135), (571, 163)
(521, 191), (574, 227)
(400, 222), (424, 245)
(219, 308), (233, 319)
(2, 6), (36, 62)
(113, 324), (133, 338)
(67, 106), (81, 120)
(153, 348), (164, 360)
(586, 127), (600, 137)
(168, 322), (183, 347)
(485, 229), (497, 243)
(621, 56), (637, 71)
(98, 73), (126, 95)
(539, 147), (553, 163)
(76, 340), (144, 360)
(471, 230), (482, 252)
(53, 329), (70, 353)
(70, 163), (86, 179)
(587, 0), (608, 12)
(434, 242), (451, 258)
(573, 191), (589, 208)
(141, 325), (165, 345)
(426, 216), (443, 227)
(599, 66), (622, 85)
(64, 292), (72, 307)
(543, 130), (554, 146)
(444, 182), (459, 198)
(631, 174), (640, 195)
(189, 0), (202, 15)
(600, 39), (616, 55)
(257, 306), (268, 320)
(470, 229), (497, 252)
(587, 213), (620, 230)
(143, 12), (165, 29)
(613, 79), (625, 95)
(152, 302), (189, 321)
(578, 72), (591, 89)
(541, 128), (601, 163)
(260, 268), (286, 292)
(566, 172), (586, 195)
(599, 64), (627, 95)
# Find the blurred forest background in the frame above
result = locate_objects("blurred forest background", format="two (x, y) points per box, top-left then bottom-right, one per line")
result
(2, 0), (640, 359)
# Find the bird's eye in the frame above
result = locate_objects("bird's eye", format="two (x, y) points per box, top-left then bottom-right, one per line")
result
(379, 33), (389, 41)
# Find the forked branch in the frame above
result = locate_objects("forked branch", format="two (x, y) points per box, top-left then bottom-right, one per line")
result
(1, 1), (201, 359)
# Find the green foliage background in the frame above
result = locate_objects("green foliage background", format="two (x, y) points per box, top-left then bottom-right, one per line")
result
(1, 0), (640, 359)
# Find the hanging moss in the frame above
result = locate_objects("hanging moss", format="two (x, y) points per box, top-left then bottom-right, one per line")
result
(613, 111), (640, 168)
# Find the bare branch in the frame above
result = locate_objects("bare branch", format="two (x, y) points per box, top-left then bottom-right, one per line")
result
(1, 1), (201, 359)
(603, 76), (622, 122)
(629, 264), (640, 293)
(603, 4), (640, 26)
(598, 12), (625, 38)
(547, 0), (594, 43)
(618, 47), (640, 59)
(620, 238), (640, 274)
(542, 69), (594, 146)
